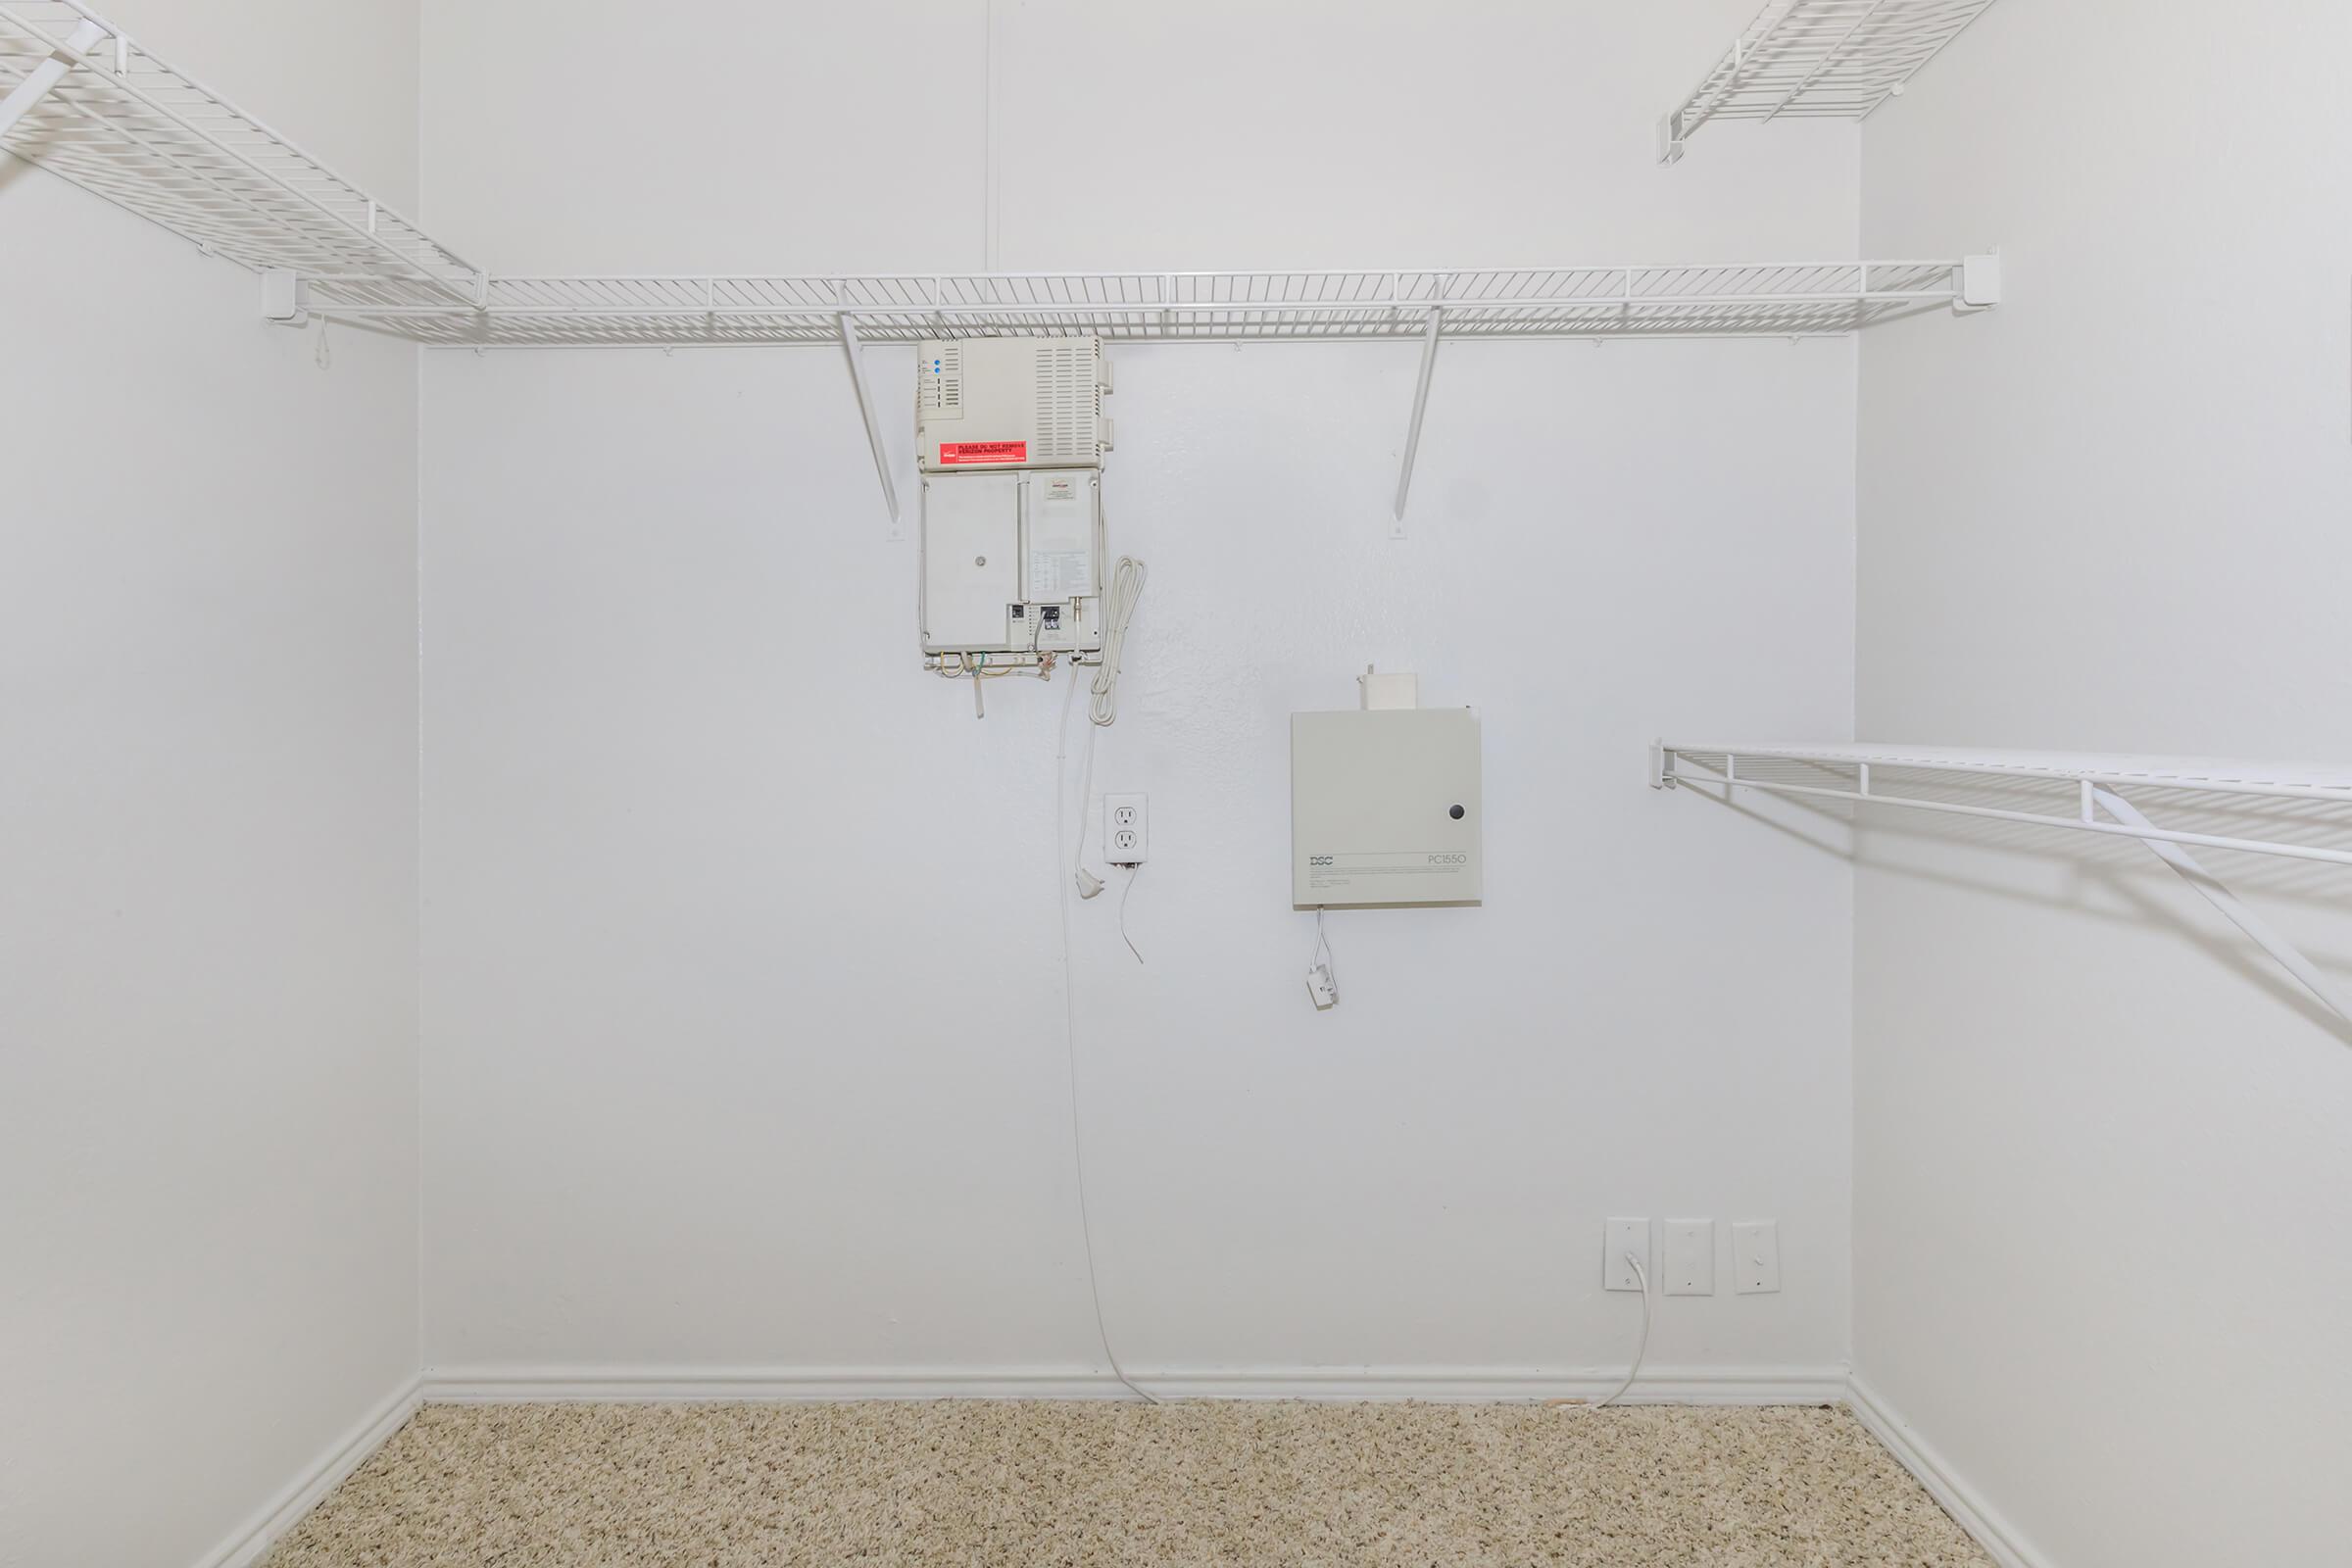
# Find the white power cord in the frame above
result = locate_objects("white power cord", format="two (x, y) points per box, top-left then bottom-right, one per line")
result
(1047, 565), (1155, 1403)
(1588, 1252), (1653, 1409)
(1053, 843), (1154, 1402)
(1117, 865), (1144, 964)
(1059, 672), (1104, 899)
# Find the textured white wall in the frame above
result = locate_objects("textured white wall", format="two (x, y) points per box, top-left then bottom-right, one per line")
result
(416, 0), (1864, 1384)
(0, 5), (421, 1566)
(1855, 2), (2352, 1564)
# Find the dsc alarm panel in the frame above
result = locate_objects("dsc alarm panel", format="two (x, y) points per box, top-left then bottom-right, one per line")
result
(1292, 707), (1483, 907)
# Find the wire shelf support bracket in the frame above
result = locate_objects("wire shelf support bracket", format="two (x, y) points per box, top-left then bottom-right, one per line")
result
(1653, 742), (2352, 1030)
(1392, 293), (1445, 538)
(836, 312), (902, 538)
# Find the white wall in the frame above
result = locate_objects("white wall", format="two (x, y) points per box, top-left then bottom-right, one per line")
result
(12, 0), (2346, 1554)
(416, 0), (1864, 1386)
(1855, 2), (2352, 1564)
(0, 5), (422, 1565)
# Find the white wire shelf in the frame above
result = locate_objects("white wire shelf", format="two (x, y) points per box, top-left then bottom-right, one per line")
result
(0, 0), (475, 296)
(1655, 741), (2352, 1028)
(2, 6), (1998, 349)
(1653, 742), (2352, 866)
(304, 263), (1976, 347)
(0, 4), (2000, 527)
(1660, 0), (2000, 163)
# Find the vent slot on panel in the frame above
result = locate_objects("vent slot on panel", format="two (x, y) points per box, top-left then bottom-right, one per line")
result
(1032, 342), (1097, 463)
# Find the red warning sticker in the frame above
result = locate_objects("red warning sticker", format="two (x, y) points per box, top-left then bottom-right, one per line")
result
(939, 440), (1027, 465)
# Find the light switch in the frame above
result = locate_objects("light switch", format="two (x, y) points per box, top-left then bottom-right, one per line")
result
(1663, 1218), (1715, 1296)
(1734, 1220), (1782, 1294)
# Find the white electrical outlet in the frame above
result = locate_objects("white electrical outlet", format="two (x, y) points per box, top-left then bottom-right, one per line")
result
(1603, 1218), (1649, 1292)
(1663, 1218), (1715, 1296)
(1104, 793), (1147, 864)
(1733, 1220), (1782, 1294)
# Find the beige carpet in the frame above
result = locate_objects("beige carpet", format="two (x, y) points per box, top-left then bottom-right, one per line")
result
(266, 1400), (1990, 1567)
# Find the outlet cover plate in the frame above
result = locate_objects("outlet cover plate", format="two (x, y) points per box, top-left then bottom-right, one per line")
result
(1733, 1220), (1781, 1294)
(1603, 1217), (1648, 1292)
(1105, 792), (1147, 864)
(1663, 1218), (1714, 1296)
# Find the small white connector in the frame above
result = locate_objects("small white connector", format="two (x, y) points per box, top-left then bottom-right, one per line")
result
(1306, 906), (1339, 1009)
(1356, 665), (1419, 711)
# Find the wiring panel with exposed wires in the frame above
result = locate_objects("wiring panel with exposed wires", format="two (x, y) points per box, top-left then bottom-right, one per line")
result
(915, 335), (1121, 714)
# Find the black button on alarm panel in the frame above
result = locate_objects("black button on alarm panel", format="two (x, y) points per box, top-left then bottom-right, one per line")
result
(1449, 804), (1466, 819)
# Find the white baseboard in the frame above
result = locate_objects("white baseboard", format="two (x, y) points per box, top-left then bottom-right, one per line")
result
(191, 1375), (421, 1568)
(1845, 1374), (2051, 1568)
(176, 1363), (2036, 1568)
(425, 1365), (1118, 1402)
(421, 1361), (1848, 1405)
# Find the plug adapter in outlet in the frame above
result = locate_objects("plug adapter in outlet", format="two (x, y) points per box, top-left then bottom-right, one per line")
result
(1104, 793), (1147, 864)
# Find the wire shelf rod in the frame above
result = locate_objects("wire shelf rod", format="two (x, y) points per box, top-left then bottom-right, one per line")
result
(1666, 763), (2352, 869)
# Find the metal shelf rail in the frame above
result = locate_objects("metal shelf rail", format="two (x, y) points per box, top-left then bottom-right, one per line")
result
(308, 262), (1995, 531)
(1652, 742), (2352, 1026)
(0, 0), (475, 297)
(0, 1), (2000, 528)
(1660, 0), (2001, 163)
(302, 263), (1979, 347)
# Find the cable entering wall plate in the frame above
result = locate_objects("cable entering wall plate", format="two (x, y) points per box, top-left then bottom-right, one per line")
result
(1550, 1253), (1654, 1412)
(1590, 1253), (1653, 1408)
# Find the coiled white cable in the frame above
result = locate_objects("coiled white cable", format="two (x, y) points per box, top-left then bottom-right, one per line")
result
(1063, 557), (1147, 897)
(1089, 557), (1147, 727)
